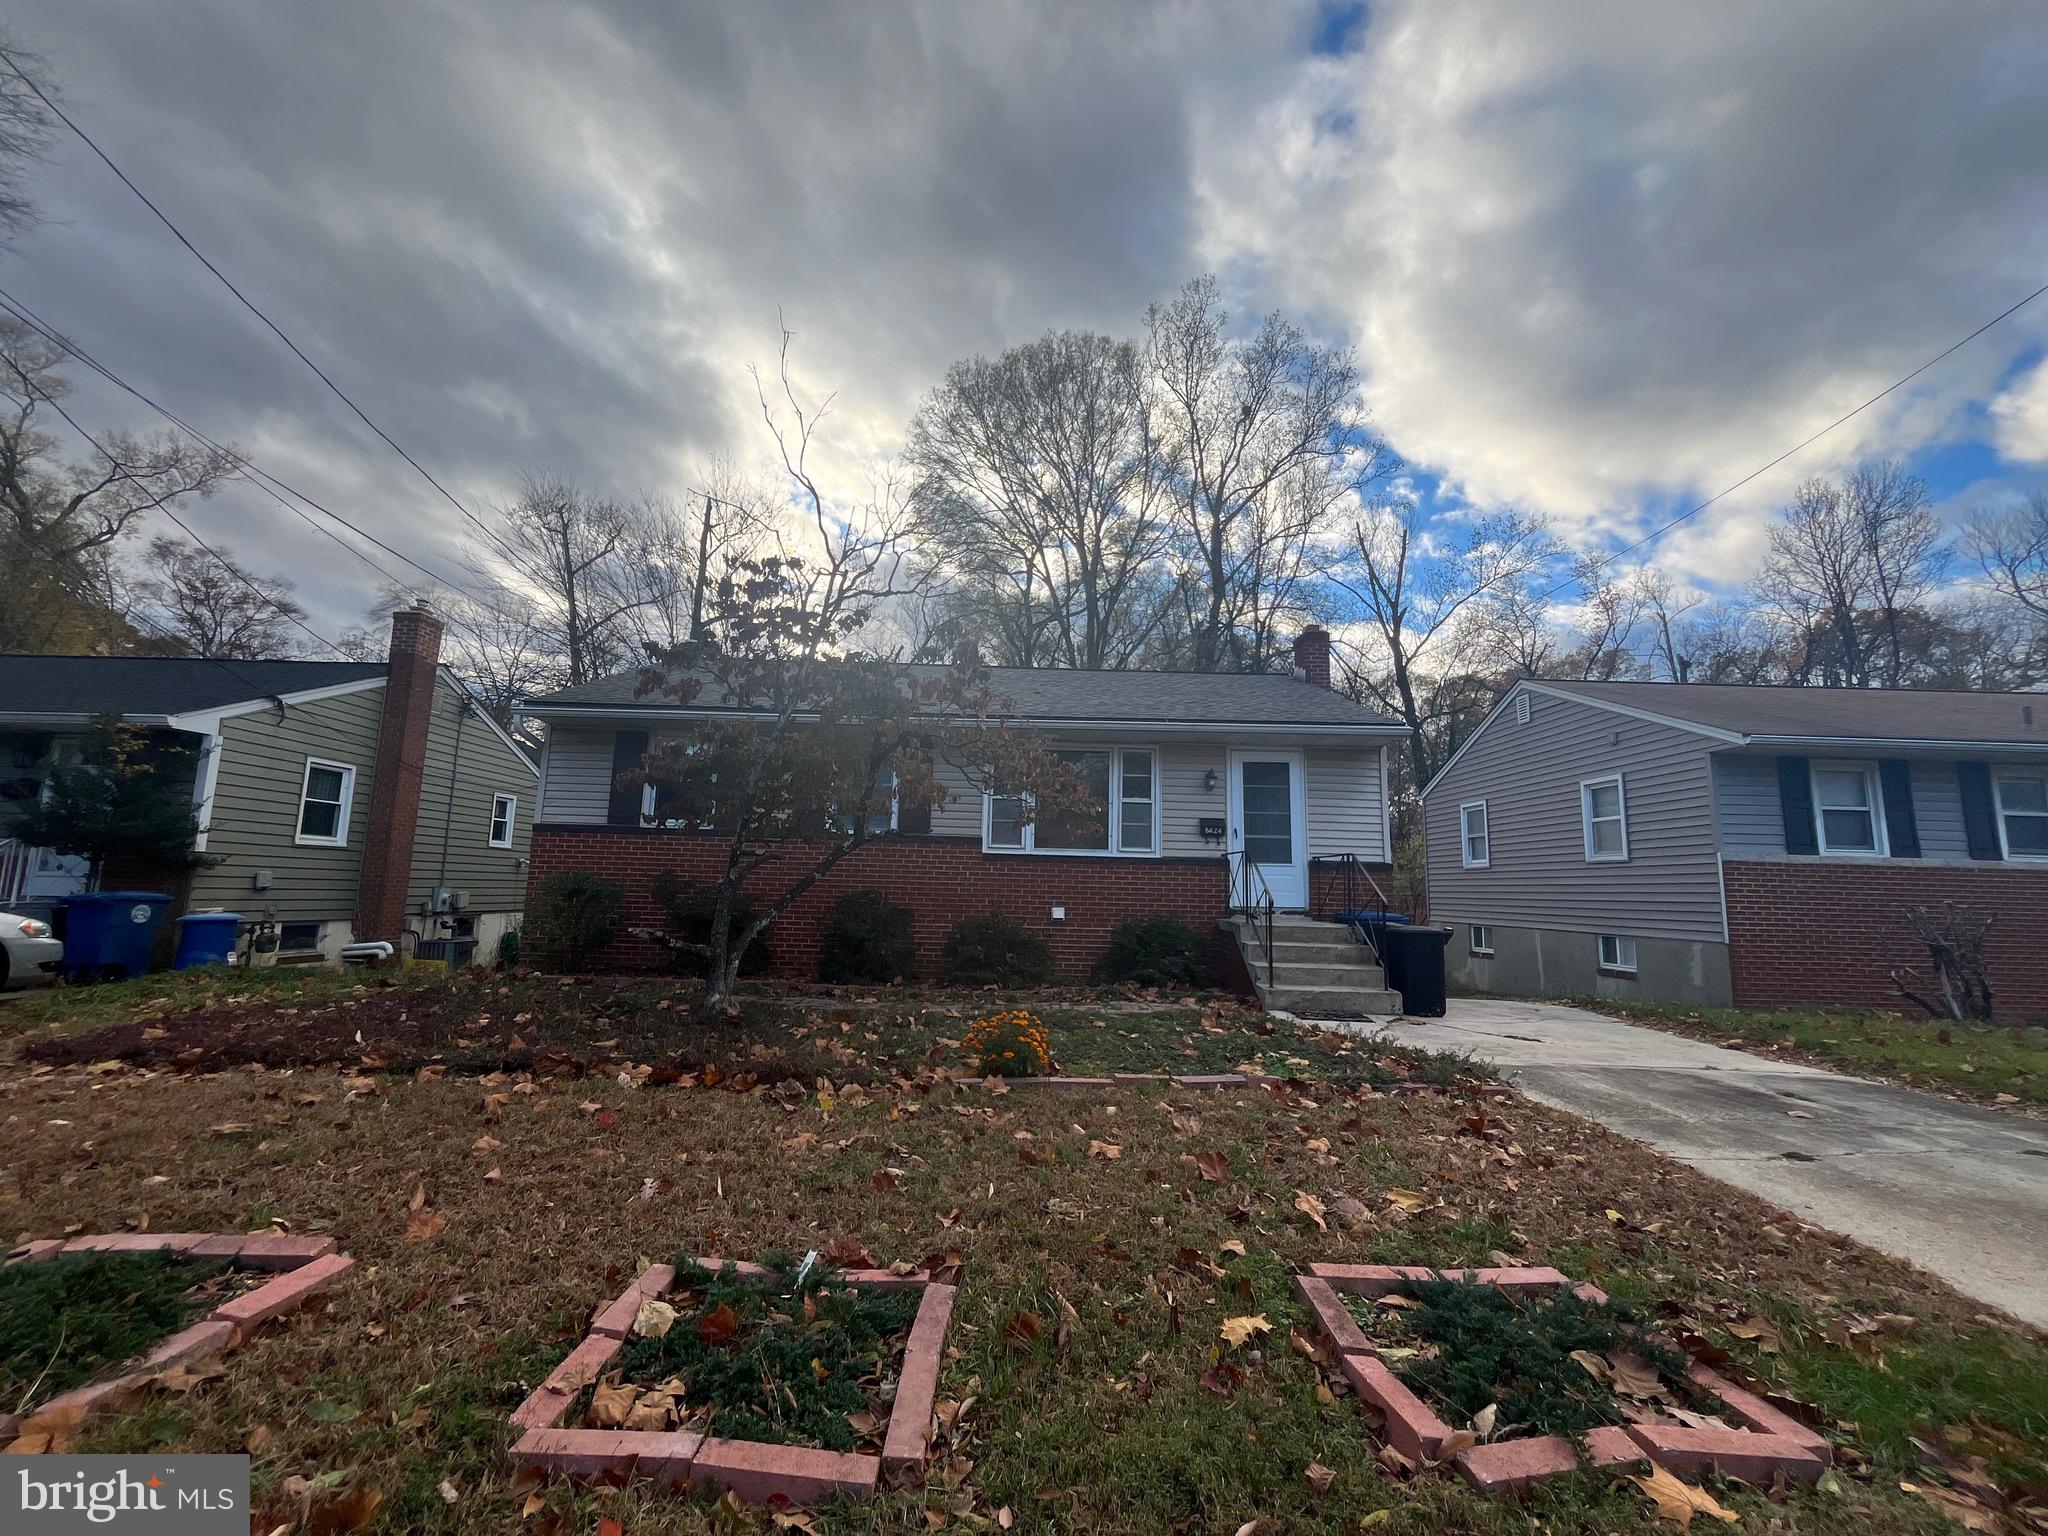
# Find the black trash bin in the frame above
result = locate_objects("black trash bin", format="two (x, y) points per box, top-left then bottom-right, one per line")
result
(1384, 924), (1451, 1017)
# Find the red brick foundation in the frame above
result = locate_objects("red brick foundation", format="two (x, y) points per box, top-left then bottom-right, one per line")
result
(527, 827), (1231, 981)
(1724, 860), (2048, 1017)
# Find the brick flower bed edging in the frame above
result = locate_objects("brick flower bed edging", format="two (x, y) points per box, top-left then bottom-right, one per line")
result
(1296, 1262), (1831, 1496)
(509, 1256), (957, 1505)
(1, 1232), (355, 1451)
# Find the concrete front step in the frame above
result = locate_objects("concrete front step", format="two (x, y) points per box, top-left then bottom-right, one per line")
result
(1245, 960), (1390, 990)
(1261, 983), (1403, 1015)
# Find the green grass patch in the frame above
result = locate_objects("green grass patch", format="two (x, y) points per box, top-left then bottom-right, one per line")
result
(1347, 1280), (1690, 1440)
(1, 1252), (227, 1414)
(584, 1260), (921, 1450)
(1584, 998), (2048, 1104)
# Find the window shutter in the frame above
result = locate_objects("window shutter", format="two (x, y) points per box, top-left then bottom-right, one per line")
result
(607, 730), (650, 827)
(1957, 761), (2004, 860)
(1775, 755), (1817, 855)
(896, 796), (931, 835)
(1878, 760), (1920, 858)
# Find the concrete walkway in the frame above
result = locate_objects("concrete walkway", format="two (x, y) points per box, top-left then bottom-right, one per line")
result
(1324, 997), (2048, 1329)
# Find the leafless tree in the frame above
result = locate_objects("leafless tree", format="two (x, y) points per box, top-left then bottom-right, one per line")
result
(1965, 488), (2048, 620)
(1327, 494), (1556, 787)
(1146, 276), (1391, 671)
(0, 314), (238, 652)
(1850, 461), (1946, 686)
(907, 329), (1174, 669)
(0, 26), (55, 247)
(128, 535), (312, 658)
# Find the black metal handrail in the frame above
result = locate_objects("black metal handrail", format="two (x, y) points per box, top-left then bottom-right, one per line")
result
(1308, 852), (1392, 966)
(1223, 847), (1277, 989)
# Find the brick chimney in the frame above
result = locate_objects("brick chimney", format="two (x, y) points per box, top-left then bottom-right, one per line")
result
(1292, 624), (1333, 689)
(355, 604), (443, 945)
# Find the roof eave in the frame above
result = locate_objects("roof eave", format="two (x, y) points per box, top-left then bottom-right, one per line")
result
(515, 702), (1404, 735)
(1740, 733), (2048, 754)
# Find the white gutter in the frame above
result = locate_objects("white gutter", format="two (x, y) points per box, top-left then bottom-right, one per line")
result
(515, 703), (1405, 737)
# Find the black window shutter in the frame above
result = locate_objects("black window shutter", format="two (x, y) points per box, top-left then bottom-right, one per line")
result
(1878, 760), (1920, 858)
(1957, 761), (2004, 860)
(1775, 755), (1818, 855)
(607, 730), (650, 827)
(897, 796), (931, 835)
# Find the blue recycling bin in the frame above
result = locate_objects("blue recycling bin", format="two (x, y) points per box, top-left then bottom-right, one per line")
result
(174, 911), (243, 970)
(56, 891), (172, 982)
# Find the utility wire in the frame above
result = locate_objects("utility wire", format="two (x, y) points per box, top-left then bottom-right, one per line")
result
(0, 285), (479, 602)
(0, 48), (526, 572)
(1532, 276), (2048, 605)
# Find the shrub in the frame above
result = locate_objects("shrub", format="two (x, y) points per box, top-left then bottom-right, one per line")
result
(817, 889), (916, 984)
(1093, 915), (1214, 988)
(649, 873), (773, 977)
(942, 912), (1053, 987)
(496, 928), (522, 969)
(962, 1009), (1053, 1076)
(527, 871), (624, 971)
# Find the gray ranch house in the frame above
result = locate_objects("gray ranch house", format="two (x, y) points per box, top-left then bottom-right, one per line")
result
(517, 628), (1406, 1011)
(0, 606), (536, 968)
(1422, 679), (2048, 1016)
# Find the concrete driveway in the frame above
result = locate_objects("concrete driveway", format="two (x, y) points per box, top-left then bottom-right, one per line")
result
(1336, 997), (2048, 1329)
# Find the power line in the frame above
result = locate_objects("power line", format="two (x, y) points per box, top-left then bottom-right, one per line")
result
(0, 285), (492, 604)
(15, 370), (347, 658)
(1533, 275), (2048, 605)
(0, 47), (525, 572)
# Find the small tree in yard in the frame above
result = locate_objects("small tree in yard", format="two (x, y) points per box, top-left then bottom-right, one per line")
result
(12, 716), (214, 886)
(623, 335), (1092, 1020)
(1889, 901), (1995, 1021)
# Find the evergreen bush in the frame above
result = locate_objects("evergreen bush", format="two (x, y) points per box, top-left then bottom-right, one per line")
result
(817, 889), (916, 984)
(649, 873), (773, 977)
(941, 912), (1054, 987)
(527, 871), (624, 971)
(1092, 915), (1214, 988)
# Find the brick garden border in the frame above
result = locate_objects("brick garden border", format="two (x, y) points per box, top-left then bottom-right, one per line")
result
(509, 1257), (957, 1506)
(0, 1232), (355, 1450)
(1296, 1263), (1832, 1496)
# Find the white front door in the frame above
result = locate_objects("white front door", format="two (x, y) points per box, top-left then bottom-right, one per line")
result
(1227, 749), (1307, 909)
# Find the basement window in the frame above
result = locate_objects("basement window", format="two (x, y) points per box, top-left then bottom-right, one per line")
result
(1597, 934), (1638, 974)
(1469, 924), (1493, 956)
(277, 922), (323, 955)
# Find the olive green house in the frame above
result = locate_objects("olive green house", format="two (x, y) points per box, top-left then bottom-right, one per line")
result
(0, 607), (536, 968)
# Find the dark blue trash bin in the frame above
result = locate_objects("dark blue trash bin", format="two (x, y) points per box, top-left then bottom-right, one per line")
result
(56, 891), (172, 982)
(174, 911), (243, 970)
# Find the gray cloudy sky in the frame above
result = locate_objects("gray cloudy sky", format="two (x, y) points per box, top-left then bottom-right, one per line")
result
(9, 0), (2048, 637)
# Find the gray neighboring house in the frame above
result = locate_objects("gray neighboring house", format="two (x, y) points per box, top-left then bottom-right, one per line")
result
(1422, 679), (2048, 1016)
(0, 606), (537, 968)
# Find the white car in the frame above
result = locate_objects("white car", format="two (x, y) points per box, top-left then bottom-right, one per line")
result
(0, 911), (63, 991)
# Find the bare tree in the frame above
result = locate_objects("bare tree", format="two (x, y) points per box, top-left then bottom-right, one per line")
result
(1966, 488), (2048, 620)
(482, 473), (664, 685)
(1850, 461), (1945, 687)
(907, 330), (1174, 669)
(0, 314), (238, 652)
(1146, 276), (1390, 670)
(129, 535), (311, 658)
(0, 26), (56, 247)
(1327, 494), (1556, 787)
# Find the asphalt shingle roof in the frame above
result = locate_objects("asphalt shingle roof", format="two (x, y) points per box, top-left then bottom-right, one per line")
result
(0, 655), (388, 718)
(1538, 679), (2048, 746)
(527, 662), (1400, 729)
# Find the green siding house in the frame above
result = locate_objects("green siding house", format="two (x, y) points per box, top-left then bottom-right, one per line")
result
(0, 607), (536, 968)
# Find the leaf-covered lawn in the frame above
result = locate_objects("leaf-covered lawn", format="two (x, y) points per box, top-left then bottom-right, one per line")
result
(1579, 998), (2048, 1110)
(4, 989), (2043, 1535)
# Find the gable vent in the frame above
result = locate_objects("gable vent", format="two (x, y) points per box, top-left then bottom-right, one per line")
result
(1515, 693), (1532, 725)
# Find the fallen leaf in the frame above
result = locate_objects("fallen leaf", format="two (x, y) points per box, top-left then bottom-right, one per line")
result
(633, 1298), (679, 1339)
(404, 1206), (447, 1242)
(587, 1381), (639, 1428)
(1304, 1458), (1336, 1495)
(1293, 1190), (1328, 1230)
(1632, 1464), (1739, 1528)
(1219, 1314), (1272, 1349)
(696, 1302), (741, 1346)
(1087, 1140), (1123, 1160)
(1193, 1150), (1230, 1182)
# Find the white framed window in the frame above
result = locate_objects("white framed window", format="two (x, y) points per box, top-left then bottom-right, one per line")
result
(1469, 924), (1493, 956)
(1811, 760), (1886, 856)
(489, 793), (518, 848)
(983, 747), (1158, 856)
(833, 767), (899, 836)
(294, 758), (355, 846)
(1598, 934), (1638, 973)
(1994, 772), (2048, 858)
(1459, 801), (1490, 868)
(1580, 775), (1628, 862)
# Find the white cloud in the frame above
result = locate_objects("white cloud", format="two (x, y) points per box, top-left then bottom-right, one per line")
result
(1991, 355), (2048, 464)
(1195, 0), (2048, 577)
